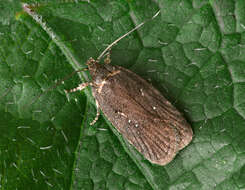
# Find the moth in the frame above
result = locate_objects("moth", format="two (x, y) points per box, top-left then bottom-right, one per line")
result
(67, 12), (193, 165)
(69, 55), (193, 165)
(23, 4), (193, 165)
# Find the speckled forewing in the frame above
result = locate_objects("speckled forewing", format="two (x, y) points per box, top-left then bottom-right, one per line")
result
(92, 65), (192, 165)
(116, 66), (193, 150)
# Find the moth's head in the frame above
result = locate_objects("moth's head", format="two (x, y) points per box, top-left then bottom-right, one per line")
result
(86, 57), (97, 71)
(86, 57), (106, 81)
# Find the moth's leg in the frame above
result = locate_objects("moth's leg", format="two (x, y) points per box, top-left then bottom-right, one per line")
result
(105, 70), (121, 80)
(97, 70), (120, 94)
(104, 48), (111, 64)
(66, 82), (92, 93)
(66, 82), (100, 125)
(103, 49), (122, 80)
(90, 99), (100, 125)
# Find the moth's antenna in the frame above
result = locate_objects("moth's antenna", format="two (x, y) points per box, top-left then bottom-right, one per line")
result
(97, 10), (160, 61)
(28, 68), (88, 106)
(23, 6), (160, 106)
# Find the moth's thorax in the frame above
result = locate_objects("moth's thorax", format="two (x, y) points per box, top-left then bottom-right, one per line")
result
(86, 58), (110, 84)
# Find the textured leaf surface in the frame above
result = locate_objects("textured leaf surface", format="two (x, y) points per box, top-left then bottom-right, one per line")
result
(1, 0), (245, 190)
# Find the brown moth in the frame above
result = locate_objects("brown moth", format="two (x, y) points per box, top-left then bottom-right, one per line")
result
(67, 12), (193, 165)
(75, 57), (193, 165)
(23, 4), (193, 165)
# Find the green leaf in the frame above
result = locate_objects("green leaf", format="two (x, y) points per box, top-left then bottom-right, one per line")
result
(1, 0), (245, 189)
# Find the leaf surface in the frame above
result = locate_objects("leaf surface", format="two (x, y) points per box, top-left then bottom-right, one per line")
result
(0, 0), (245, 189)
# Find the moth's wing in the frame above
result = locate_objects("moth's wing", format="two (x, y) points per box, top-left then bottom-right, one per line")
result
(123, 116), (181, 165)
(93, 64), (192, 165)
(114, 66), (193, 150)
(93, 82), (181, 165)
